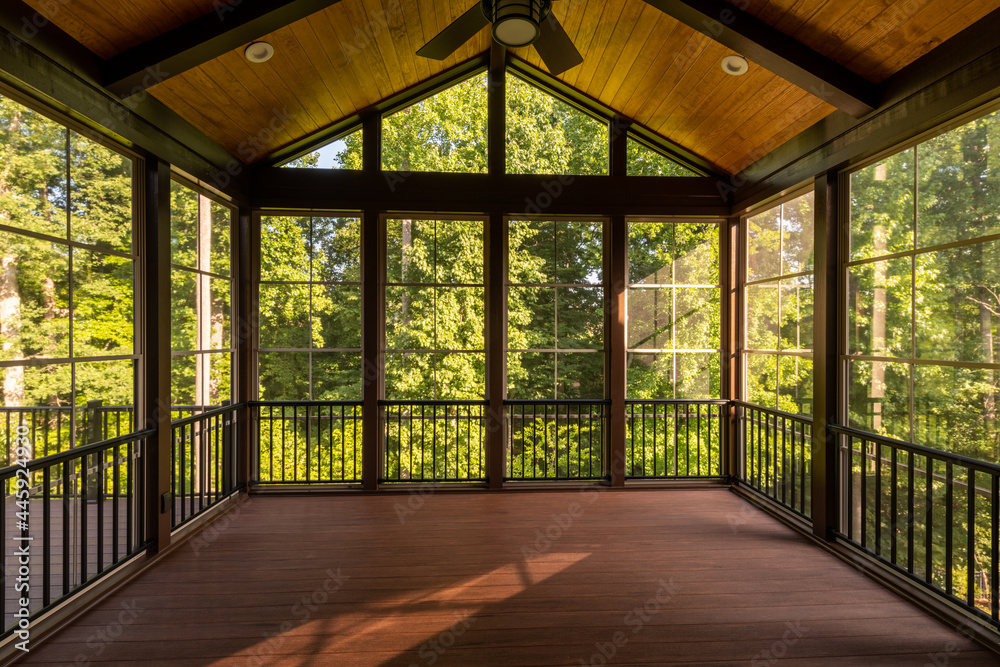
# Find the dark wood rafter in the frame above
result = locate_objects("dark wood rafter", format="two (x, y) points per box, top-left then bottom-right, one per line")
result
(261, 55), (490, 168)
(733, 7), (1000, 212)
(0, 7), (251, 202)
(250, 169), (730, 216)
(506, 56), (726, 179)
(641, 0), (878, 118)
(102, 0), (347, 98)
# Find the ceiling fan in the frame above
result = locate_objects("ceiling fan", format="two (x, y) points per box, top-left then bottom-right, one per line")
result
(417, 0), (583, 76)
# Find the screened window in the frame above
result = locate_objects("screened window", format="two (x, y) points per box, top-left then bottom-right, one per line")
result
(507, 219), (604, 398)
(0, 93), (136, 458)
(384, 217), (485, 400)
(506, 75), (608, 176)
(381, 75), (488, 174)
(627, 221), (721, 399)
(257, 215), (361, 401)
(847, 110), (1000, 459)
(170, 181), (233, 413)
(744, 192), (815, 415)
(626, 139), (699, 177)
(282, 129), (361, 169)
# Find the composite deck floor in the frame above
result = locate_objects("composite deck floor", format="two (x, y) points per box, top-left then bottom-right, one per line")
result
(18, 489), (1000, 666)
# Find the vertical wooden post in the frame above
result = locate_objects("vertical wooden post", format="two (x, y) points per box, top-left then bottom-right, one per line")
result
(143, 158), (172, 552)
(236, 206), (253, 490)
(608, 117), (629, 487)
(486, 214), (507, 489)
(361, 114), (382, 491)
(488, 41), (506, 178)
(812, 169), (841, 540)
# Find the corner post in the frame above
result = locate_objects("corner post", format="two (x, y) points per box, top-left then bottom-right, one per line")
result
(812, 169), (841, 540)
(236, 206), (254, 490)
(143, 158), (172, 552)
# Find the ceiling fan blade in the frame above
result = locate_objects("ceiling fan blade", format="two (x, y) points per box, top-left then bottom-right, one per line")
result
(417, 4), (490, 60)
(534, 12), (583, 76)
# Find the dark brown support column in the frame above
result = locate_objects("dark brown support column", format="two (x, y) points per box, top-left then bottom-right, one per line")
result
(361, 110), (383, 491)
(236, 206), (253, 489)
(361, 209), (382, 491)
(486, 213), (507, 489)
(142, 158), (172, 553)
(608, 117), (629, 486)
(723, 217), (740, 479)
(488, 41), (506, 177)
(812, 169), (841, 540)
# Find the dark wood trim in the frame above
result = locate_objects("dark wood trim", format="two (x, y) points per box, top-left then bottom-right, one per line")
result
(486, 214), (507, 490)
(0, 0), (102, 82)
(361, 208), (381, 491)
(733, 9), (1000, 211)
(642, 0), (876, 118)
(811, 169), (839, 541)
(488, 42), (507, 177)
(0, 20), (250, 202)
(102, 0), (346, 97)
(263, 56), (489, 168)
(251, 169), (729, 216)
(610, 117), (630, 177)
(236, 207), (253, 489)
(142, 158), (172, 553)
(506, 56), (725, 178)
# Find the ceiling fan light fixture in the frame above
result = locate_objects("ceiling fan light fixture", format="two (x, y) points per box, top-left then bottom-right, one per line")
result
(244, 41), (274, 64)
(483, 0), (551, 48)
(721, 54), (749, 76)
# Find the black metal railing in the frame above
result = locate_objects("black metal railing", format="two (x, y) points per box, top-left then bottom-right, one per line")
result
(0, 404), (217, 465)
(505, 400), (607, 481)
(170, 405), (240, 529)
(1, 429), (150, 637)
(382, 401), (486, 482)
(626, 400), (728, 479)
(737, 401), (813, 519)
(835, 424), (1000, 626)
(253, 402), (362, 485)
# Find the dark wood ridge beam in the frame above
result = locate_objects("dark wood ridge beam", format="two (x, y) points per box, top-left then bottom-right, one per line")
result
(0, 2), (251, 202)
(250, 168), (730, 216)
(643, 0), (878, 118)
(731, 6), (1000, 212)
(262, 55), (490, 168)
(103, 0), (346, 98)
(506, 56), (727, 179)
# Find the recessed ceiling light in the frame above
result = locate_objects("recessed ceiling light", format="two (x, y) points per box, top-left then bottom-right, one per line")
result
(721, 55), (749, 76)
(244, 41), (274, 64)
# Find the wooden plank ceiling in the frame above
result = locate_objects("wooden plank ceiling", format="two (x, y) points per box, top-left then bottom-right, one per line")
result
(22, 0), (1000, 174)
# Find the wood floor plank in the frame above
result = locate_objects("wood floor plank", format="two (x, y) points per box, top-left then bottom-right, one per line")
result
(19, 489), (1000, 665)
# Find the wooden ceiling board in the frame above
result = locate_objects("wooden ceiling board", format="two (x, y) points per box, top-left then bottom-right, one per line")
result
(597, 3), (664, 104)
(148, 0), (492, 160)
(571, 0), (634, 93)
(743, 0), (1000, 83)
(23, 0), (232, 58)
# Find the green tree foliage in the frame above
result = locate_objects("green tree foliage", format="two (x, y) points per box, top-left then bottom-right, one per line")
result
(626, 139), (698, 177)
(507, 75), (607, 175)
(848, 114), (1000, 462)
(745, 193), (815, 416)
(1, 94), (134, 458)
